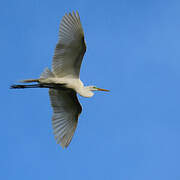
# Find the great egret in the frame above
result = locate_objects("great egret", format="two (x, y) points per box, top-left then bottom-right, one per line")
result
(11, 11), (109, 148)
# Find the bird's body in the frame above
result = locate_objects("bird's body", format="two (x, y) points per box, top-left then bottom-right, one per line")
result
(45, 78), (93, 97)
(19, 71), (95, 98)
(11, 11), (109, 148)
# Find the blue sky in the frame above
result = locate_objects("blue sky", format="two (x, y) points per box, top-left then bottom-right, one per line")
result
(2, 0), (180, 179)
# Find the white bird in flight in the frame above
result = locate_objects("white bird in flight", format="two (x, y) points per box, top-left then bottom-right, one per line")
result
(11, 11), (109, 148)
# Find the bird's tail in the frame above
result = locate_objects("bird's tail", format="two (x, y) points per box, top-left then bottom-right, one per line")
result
(18, 68), (54, 83)
(10, 68), (57, 89)
(19, 79), (40, 83)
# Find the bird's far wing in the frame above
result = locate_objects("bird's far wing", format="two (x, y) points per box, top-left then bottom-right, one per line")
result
(52, 11), (86, 78)
(49, 89), (82, 148)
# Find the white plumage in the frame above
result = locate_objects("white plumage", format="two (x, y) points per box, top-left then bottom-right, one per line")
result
(49, 89), (81, 148)
(11, 11), (109, 148)
(52, 11), (86, 78)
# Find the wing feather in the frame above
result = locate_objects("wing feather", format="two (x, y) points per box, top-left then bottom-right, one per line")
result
(52, 11), (86, 78)
(49, 89), (82, 148)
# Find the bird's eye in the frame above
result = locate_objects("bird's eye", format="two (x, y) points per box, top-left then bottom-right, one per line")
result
(93, 86), (96, 89)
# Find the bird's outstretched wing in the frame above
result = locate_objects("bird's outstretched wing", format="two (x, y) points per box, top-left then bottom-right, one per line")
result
(49, 89), (82, 148)
(52, 11), (86, 78)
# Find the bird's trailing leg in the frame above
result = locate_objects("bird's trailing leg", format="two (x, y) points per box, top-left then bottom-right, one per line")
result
(10, 83), (68, 90)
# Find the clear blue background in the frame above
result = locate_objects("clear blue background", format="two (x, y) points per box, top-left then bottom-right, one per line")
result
(2, 0), (180, 179)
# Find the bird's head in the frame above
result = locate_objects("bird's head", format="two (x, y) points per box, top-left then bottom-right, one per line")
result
(79, 86), (110, 98)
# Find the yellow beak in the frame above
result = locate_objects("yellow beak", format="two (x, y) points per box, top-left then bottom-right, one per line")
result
(97, 88), (110, 92)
